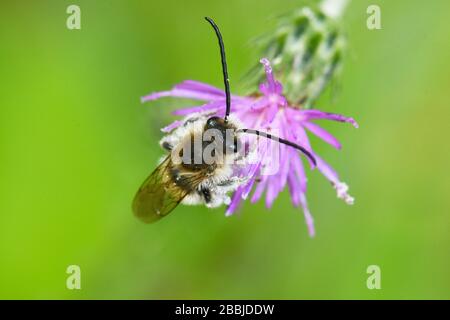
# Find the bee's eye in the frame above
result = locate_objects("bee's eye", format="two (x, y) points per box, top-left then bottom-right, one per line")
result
(205, 116), (222, 129)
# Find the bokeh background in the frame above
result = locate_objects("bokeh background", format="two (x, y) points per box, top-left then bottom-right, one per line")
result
(1, 0), (449, 299)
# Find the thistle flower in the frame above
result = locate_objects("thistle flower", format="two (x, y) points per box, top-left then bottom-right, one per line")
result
(142, 58), (357, 236)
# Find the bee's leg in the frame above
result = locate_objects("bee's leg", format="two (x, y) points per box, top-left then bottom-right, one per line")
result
(161, 141), (173, 151)
(200, 187), (212, 204)
(159, 123), (188, 152)
(217, 179), (234, 187)
(160, 136), (175, 151)
(217, 176), (248, 188)
(202, 188), (230, 208)
(183, 116), (200, 126)
(211, 177), (248, 201)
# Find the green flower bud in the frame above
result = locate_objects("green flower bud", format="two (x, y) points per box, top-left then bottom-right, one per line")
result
(247, 0), (348, 108)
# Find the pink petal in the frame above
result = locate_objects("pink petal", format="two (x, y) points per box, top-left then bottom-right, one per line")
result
(251, 175), (268, 203)
(315, 154), (339, 184)
(287, 172), (301, 206)
(241, 177), (256, 200)
(299, 193), (315, 237)
(303, 122), (342, 149)
(241, 163), (262, 199)
(141, 80), (225, 103)
(172, 100), (223, 116)
(315, 154), (355, 205)
(295, 109), (359, 128)
(277, 122), (292, 191)
(259, 58), (283, 94)
(277, 148), (290, 193)
(226, 188), (243, 216)
(265, 176), (278, 208)
(175, 80), (225, 96)
(250, 97), (269, 111)
(290, 148), (307, 192)
(290, 122), (315, 170)
(261, 103), (279, 126)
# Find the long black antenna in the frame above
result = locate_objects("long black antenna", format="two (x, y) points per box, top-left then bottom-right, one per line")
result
(205, 17), (231, 123)
(239, 129), (317, 166)
(204, 17), (315, 167)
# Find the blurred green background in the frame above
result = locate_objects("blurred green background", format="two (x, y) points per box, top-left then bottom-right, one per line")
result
(0, 0), (449, 299)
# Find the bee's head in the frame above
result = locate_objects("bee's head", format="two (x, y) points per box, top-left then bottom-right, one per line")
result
(205, 116), (226, 130)
(205, 116), (238, 154)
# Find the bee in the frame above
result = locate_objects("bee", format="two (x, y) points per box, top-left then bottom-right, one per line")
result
(133, 17), (316, 223)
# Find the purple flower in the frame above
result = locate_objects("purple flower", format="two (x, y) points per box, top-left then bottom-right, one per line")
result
(142, 58), (357, 236)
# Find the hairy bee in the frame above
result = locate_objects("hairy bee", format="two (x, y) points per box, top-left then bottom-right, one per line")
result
(133, 17), (316, 223)
(133, 112), (247, 223)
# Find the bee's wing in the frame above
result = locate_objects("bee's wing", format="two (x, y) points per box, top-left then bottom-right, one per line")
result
(132, 156), (190, 223)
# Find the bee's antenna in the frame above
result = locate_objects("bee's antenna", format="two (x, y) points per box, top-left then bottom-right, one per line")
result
(205, 17), (231, 123)
(238, 129), (317, 167)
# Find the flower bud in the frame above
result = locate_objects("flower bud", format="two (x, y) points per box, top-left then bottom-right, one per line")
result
(247, 0), (348, 108)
